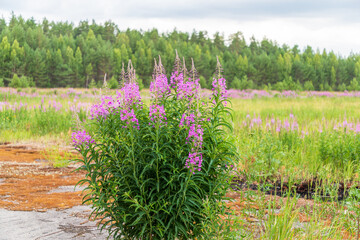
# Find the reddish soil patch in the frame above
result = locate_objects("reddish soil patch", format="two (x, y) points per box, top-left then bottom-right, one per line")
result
(0, 145), (85, 211)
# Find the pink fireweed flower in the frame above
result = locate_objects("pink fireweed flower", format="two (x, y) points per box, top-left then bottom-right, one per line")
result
(187, 124), (204, 148)
(116, 82), (142, 108)
(149, 104), (167, 126)
(291, 121), (299, 131)
(283, 119), (290, 131)
(242, 121), (247, 127)
(180, 111), (204, 173)
(212, 77), (228, 104)
(356, 123), (360, 133)
(170, 71), (184, 88)
(271, 117), (275, 125)
(90, 81), (141, 130)
(251, 115), (262, 127)
(90, 102), (109, 119)
(301, 130), (308, 138)
(72, 130), (95, 147)
(119, 108), (139, 129)
(185, 152), (203, 174)
(179, 113), (196, 127)
(89, 95), (120, 120)
(318, 126), (323, 133)
(150, 74), (171, 100)
(176, 79), (201, 102)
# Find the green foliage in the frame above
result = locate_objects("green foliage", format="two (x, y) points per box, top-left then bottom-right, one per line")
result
(273, 81), (287, 91)
(304, 80), (315, 91)
(263, 196), (299, 239)
(40, 146), (75, 168)
(136, 75), (144, 90)
(232, 75), (253, 90)
(108, 76), (119, 89)
(199, 75), (208, 89)
(96, 80), (102, 88)
(230, 76), (241, 89)
(324, 82), (332, 91)
(319, 133), (360, 169)
(32, 109), (72, 135)
(88, 79), (97, 89)
(199, 198), (243, 239)
(349, 78), (360, 91)
(8, 74), (34, 88)
(338, 83), (347, 91)
(344, 188), (360, 238)
(9, 74), (20, 88)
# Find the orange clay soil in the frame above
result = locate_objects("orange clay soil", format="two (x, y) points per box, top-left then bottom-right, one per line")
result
(0, 145), (85, 211)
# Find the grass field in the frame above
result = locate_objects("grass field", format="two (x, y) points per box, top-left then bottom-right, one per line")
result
(2, 87), (360, 238)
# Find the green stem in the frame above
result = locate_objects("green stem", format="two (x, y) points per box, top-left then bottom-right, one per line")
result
(176, 171), (192, 219)
(156, 123), (160, 192)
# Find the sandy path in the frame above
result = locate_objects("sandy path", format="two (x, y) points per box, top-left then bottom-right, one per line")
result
(0, 206), (106, 239)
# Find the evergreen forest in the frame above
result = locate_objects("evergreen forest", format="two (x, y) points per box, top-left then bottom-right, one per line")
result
(1, 14), (360, 91)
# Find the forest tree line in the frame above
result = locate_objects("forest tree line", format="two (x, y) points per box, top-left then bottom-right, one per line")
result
(1, 14), (360, 91)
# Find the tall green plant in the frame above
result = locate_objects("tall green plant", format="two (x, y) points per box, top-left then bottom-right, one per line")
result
(73, 57), (236, 239)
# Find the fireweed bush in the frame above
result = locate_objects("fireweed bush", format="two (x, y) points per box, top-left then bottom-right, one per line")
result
(73, 58), (237, 239)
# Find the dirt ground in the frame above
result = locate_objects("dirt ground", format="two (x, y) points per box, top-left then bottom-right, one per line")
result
(0, 144), (107, 239)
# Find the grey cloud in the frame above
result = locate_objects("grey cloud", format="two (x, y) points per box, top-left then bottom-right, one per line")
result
(1, 0), (360, 22)
(0, 0), (359, 56)
(110, 0), (360, 22)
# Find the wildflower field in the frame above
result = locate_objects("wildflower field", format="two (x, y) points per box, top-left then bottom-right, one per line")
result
(2, 84), (360, 238)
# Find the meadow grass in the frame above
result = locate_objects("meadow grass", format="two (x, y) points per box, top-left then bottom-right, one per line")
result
(231, 97), (360, 182)
(2, 88), (360, 238)
(228, 97), (360, 239)
(1, 88), (360, 181)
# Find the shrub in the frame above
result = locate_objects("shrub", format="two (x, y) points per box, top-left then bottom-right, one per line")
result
(8, 74), (35, 88)
(230, 76), (241, 89)
(136, 74), (144, 90)
(273, 81), (286, 91)
(349, 78), (360, 91)
(9, 74), (23, 88)
(319, 132), (360, 169)
(338, 83), (347, 92)
(199, 75), (208, 89)
(108, 76), (119, 89)
(304, 81), (315, 91)
(239, 75), (253, 90)
(88, 79), (97, 89)
(73, 57), (236, 239)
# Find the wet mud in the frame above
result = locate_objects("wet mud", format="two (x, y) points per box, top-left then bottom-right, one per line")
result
(231, 177), (359, 201)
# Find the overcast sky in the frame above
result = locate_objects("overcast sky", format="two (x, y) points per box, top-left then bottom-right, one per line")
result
(1, 0), (359, 56)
